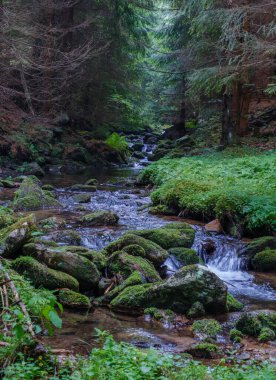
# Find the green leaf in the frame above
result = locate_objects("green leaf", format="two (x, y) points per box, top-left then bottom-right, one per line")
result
(13, 324), (25, 340)
(49, 311), (62, 329)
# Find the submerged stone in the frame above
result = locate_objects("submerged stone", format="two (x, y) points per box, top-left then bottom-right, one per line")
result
(80, 211), (119, 226)
(58, 289), (91, 309)
(72, 193), (91, 203)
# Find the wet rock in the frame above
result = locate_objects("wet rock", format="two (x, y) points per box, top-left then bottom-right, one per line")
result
(187, 302), (205, 318)
(69, 184), (97, 192)
(205, 219), (223, 233)
(47, 230), (81, 245)
(58, 289), (91, 309)
(42, 184), (55, 191)
(11, 256), (79, 291)
(192, 319), (222, 340)
(236, 310), (276, 338)
(111, 265), (228, 314)
(23, 243), (100, 290)
(168, 248), (199, 266)
(244, 236), (276, 259)
(104, 233), (168, 267)
(132, 142), (144, 152)
(0, 207), (16, 229)
(0, 179), (17, 188)
(72, 193), (91, 203)
(202, 239), (216, 255)
(80, 211), (119, 226)
(148, 205), (177, 216)
(132, 223), (195, 250)
(0, 215), (35, 258)
(13, 177), (61, 211)
(107, 251), (161, 283)
(227, 293), (244, 312)
(122, 244), (146, 258)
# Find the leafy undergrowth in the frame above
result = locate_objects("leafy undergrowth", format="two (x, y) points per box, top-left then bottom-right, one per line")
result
(2, 332), (276, 380)
(140, 148), (276, 236)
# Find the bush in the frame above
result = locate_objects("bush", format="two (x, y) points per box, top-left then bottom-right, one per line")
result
(105, 133), (129, 155)
(192, 319), (222, 339)
(258, 327), (275, 342)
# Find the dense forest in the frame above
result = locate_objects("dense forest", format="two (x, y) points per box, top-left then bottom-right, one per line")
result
(0, 1), (275, 379)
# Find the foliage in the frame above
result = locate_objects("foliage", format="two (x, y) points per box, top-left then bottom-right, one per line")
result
(140, 150), (276, 235)
(105, 133), (130, 156)
(192, 319), (222, 340)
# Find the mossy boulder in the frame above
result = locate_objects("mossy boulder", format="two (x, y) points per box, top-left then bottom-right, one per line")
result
(107, 251), (161, 283)
(58, 289), (91, 309)
(187, 302), (205, 318)
(72, 193), (91, 203)
(226, 293), (244, 312)
(0, 215), (35, 258)
(42, 184), (55, 191)
(48, 230), (81, 245)
(85, 179), (98, 186)
(131, 223), (195, 250)
(38, 216), (66, 231)
(104, 233), (168, 267)
(192, 319), (222, 340)
(258, 327), (275, 342)
(23, 243), (100, 290)
(19, 162), (45, 177)
(69, 184), (97, 192)
(168, 248), (199, 266)
(102, 271), (145, 304)
(122, 244), (146, 258)
(252, 249), (276, 271)
(0, 179), (17, 188)
(236, 311), (276, 337)
(244, 237), (276, 259)
(148, 205), (176, 216)
(11, 256), (79, 291)
(13, 177), (61, 211)
(111, 265), (227, 314)
(80, 211), (119, 226)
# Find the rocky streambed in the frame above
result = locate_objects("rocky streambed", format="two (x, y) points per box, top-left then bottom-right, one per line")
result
(0, 136), (276, 362)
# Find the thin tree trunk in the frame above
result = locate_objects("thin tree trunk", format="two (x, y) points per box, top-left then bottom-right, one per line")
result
(19, 65), (35, 116)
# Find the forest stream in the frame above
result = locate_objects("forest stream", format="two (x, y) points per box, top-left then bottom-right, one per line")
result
(15, 136), (273, 357)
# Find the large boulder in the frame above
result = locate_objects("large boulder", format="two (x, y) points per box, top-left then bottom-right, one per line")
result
(107, 251), (161, 283)
(252, 249), (276, 272)
(131, 223), (195, 250)
(0, 207), (17, 229)
(58, 289), (91, 309)
(244, 237), (276, 258)
(23, 243), (100, 290)
(13, 177), (60, 211)
(0, 215), (35, 258)
(80, 211), (119, 226)
(111, 265), (227, 314)
(168, 248), (200, 266)
(104, 233), (168, 267)
(11, 256), (79, 291)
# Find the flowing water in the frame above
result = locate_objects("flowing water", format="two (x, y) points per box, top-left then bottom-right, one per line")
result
(39, 135), (276, 353)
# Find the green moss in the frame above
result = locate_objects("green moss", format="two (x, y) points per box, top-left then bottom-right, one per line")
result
(252, 249), (276, 271)
(0, 207), (16, 229)
(139, 151), (276, 236)
(38, 216), (66, 231)
(132, 224), (195, 250)
(236, 314), (263, 337)
(122, 244), (146, 258)
(148, 205), (176, 216)
(258, 327), (275, 342)
(85, 178), (98, 186)
(111, 283), (154, 310)
(58, 289), (91, 309)
(186, 302), (205, 318)
(227, 293), (244, 312)
(229, 329), (243, 343)
(107, 251), (161, 282)
(245, 237), (276, 258)
(188, 343), (221, 359)
(169, 247), (199, 266)
(42, 184), (55, 191)
(144, 307), (163, 321)
(11, 256), (79, 291)
(81, 211), (119, 226)
(69, 184), (97, 191)
(13, 177), (60, 211)
(105, 233), (168, 267)
(192, 319), (222, 339)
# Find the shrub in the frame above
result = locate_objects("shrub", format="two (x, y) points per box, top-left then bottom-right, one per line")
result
(192, 319), (222, 339)
(105, 133), (129, 155)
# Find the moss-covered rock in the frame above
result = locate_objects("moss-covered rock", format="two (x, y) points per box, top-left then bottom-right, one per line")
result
(11, 256), (79, 291)
(80, 211), (119, 226)
(72, 193), (91, 203)
(48, 230), (81, 245)
(42, 184), (55, 191)
(131, 223), (195, 250)
(226, 293), (244, 312)
(229, 329), (243, 343)
(38, 217), (66, 231)
(252, 249), (276, 271)
(192, 319), (222, 340)
(104, 233), (168, 267)
(244, 237), (276, 259)
(148, 205), (176, 216)
(258, 327), (275, 342)
(69, 184), (97, 192)
(187, 343), (222, 359)
(23, 242), (100, 290)
(85, 178), (98, 186)
(107, 251), (161, 282)
(13, 177), (61, 211)
(0, 215), (35, 258)
(111, 265), (227, 314)
(168, 247), (199, 266)
(144, 307), (163, 321)
(0, 179), (17, 188)
(122, 244), (146, 258)
(236, 311), (276, 337)
(58, 289), (91, 309)
(186, 302), (205, 318)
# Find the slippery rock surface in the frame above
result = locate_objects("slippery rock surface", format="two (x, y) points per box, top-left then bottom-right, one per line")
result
(111, 265), (228, 314)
